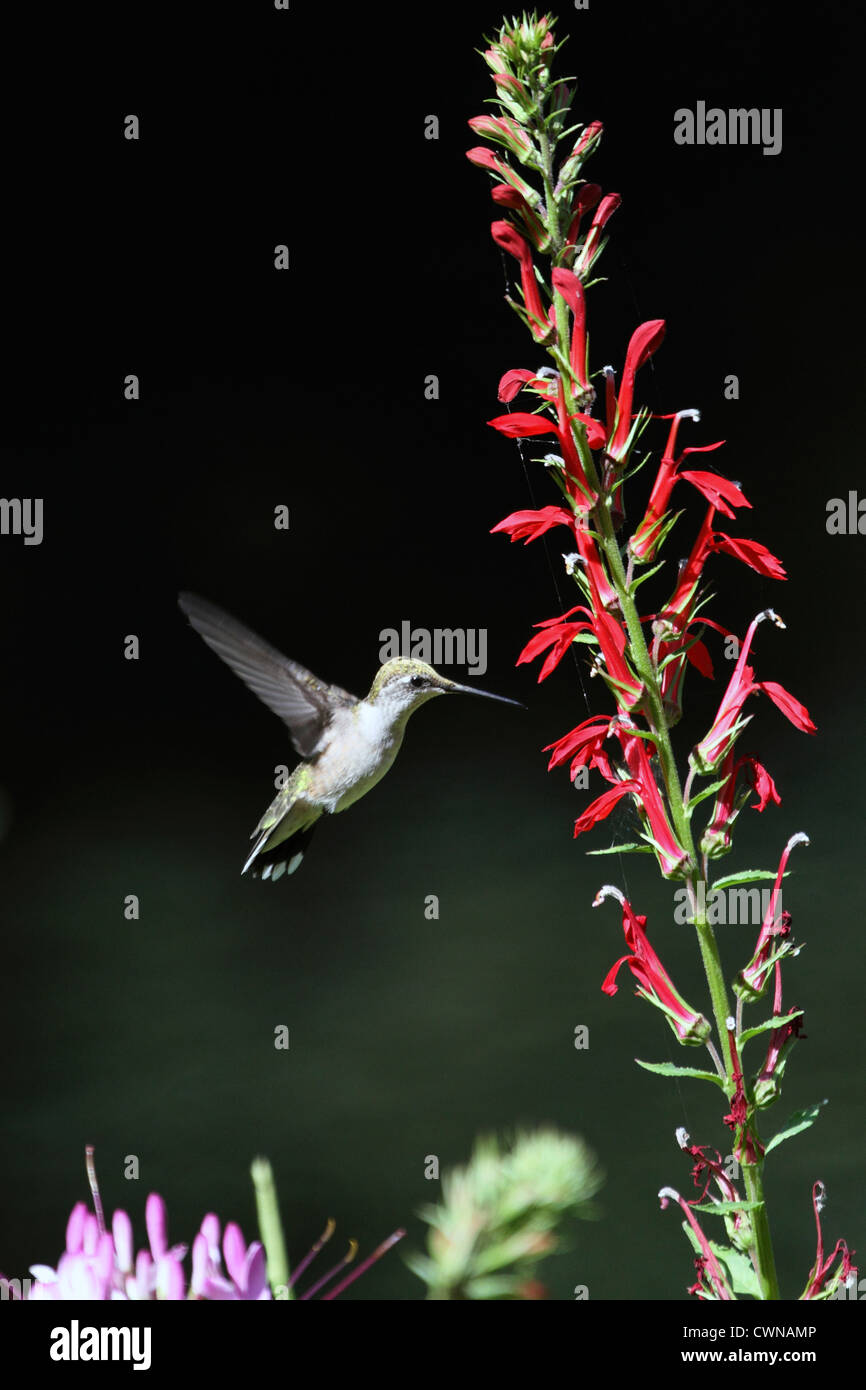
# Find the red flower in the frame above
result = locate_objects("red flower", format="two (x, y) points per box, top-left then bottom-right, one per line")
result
(709, 533), (787, 579)
(490, 184), (548, 251)
(544, 714), (619, 780)
(605, 320), (666, 463)
(659, 1188), (733, 1300)
(664, 505), (787, 624)
(802, 1182), (857, 1300)
(700, 750), (781, 858)
(466, 113), (535, 160)
(490, 221), (550, 340)
(574, 192), (622, 276)
(491, 505), (578, 544)
(618, 730), (690, 877)
(629, 410), (727, 561)
(755, 1011), (804, 1108)
(595, 887), (711, 1045)
(574, 782), (637, 836)
(564, 182), (601, 245)
(487, 400), (597, 504)
(692, 610), (816, 773)
(551, 268), (589, 389)
(486, 411), (557, 439)
(517, 604), (593, 682)
(734, 832), (808, 1002)
(574, 524), (618, 610)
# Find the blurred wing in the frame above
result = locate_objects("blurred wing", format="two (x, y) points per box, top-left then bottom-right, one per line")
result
(178, 592), (358, 757)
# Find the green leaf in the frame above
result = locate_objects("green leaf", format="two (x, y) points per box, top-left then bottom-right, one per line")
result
(628, 560), (666, 592)
(587, 842), (654, 856)
(685, 775), (729, 814)
(635, 1059), (725, 1087)
(712, 869), (790, 891)
(737, 1011), (803, 1046)
(691, 1200), (763, 1217)
(679, 1233), (762, 1298)
(711, 1243), (763, 1299)
(765, 1100), (827, 1155)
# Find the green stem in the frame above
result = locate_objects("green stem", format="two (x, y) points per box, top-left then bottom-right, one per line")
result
(251, 1155), (291, 1297)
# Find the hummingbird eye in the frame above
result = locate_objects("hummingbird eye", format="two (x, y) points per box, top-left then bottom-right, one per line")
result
(410, 674), (427, 688)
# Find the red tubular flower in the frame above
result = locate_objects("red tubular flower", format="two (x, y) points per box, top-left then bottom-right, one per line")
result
(666, 507), (787, 625)
(709, 533), (787, 579)
(486, 402), (598, 502)
(802, 1182), (857, 1300)
(490, 183), (548, 250)
(495, 368), (557, 403)
(551, 268), (589, 389)
(755, 1010), (804, 1108)
(553, 378), (599, 501)
(544, 714), (619, 779)
(491, 504), (578, 544)
(574, 192), (622, 275)
(700, 751), (782, 858)
(734, 832), (808, 1002)
(574, 524), (619, 611)
(721, 1025), (765, 1167)
(630, 410), (727, 561)
(486, 410), (557, 439)
(466, 147), (537, 205)
(573, 526), (642, 702)
(659, 1188), (734, 1300)
(615, 730), (690, 877)
(558, 121), (604, 193)
(692, 610), (816, 773)
(490, 220), (549, 340)
(516, 604), (593, 681)
(678, 470), (749, 516)
(564, 182), (601, 245)
(467, 113), (535, 160)
(606, 319), (666, 463)
(595, 887), (711, 1044)
(573, 781), (637, 836)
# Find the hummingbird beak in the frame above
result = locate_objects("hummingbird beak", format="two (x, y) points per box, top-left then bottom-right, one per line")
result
(442, 679), (526, 709)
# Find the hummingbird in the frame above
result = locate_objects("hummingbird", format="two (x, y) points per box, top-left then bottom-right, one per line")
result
(178, 593), (524, 880)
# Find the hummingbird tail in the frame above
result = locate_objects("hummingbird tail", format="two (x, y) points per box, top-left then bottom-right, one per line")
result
(243, 822), (318, 881)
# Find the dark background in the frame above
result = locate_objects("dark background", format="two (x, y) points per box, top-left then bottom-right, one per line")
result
(1, 0), (862, 1301)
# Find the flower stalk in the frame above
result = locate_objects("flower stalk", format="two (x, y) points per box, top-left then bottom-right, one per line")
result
(473, 11), (850, 1300)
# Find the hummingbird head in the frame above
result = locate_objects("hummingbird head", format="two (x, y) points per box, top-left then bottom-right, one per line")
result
(368, 659), (524, 716)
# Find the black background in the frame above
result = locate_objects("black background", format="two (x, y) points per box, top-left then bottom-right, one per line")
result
(1, 0), (863, 1306)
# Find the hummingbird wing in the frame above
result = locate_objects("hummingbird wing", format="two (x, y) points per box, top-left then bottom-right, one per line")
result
(178, 592), (358, 757)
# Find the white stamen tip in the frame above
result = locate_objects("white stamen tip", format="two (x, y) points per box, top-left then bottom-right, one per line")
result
(759, 607), (786, 629)
(593, 884), (625, 908)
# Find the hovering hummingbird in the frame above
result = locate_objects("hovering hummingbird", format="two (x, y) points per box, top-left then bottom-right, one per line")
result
(178, 593), (524, 880)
